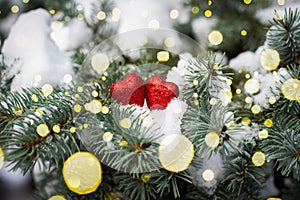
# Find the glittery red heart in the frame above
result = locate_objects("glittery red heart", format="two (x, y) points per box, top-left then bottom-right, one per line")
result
(146, 76), (179, 110)
(110, 73), (145, 106)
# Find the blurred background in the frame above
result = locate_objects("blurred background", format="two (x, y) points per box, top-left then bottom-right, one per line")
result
(0, 0), (299, 199)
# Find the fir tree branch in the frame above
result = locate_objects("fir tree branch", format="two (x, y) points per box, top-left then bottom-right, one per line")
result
(0, 88), (80, 174)
(261, 116), (300, 180)
(266, 8), (300, 66)
(223, 141), (265, 199)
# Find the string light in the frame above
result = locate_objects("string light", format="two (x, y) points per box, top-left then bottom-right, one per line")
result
(260, 49), (280, 71)
(49, 9), (56, 15)
(142, 116), (153, 129)
(70, 127), (76, 133)
(92, 90), (98, 97)
(269, 96), (276, 104)
(141, 173), (151, 183)
(36, 124), (50, 137)
(112, 8), (121, 21)
(245, 96), (252, 103)
(101, 76), (107, 81)
(157, 51), (170, 62)
(119, 140), (128, 146)
(42, 84), (53, 97)
(164, 37), (175, 48)
(205, 132), (219, 148)
(191, 6), (199, 14)
(119, 118), (132, 129)
(193, 79), (199, 86)
(52, 125), (61, 133)
(76, 5), (83, 11)
(252, 151), (266, 166)
(241, 29), (247, 36)
(264, 119), (273, 127)
(148, 19), (160, 29)
(242, 117), (251, 126)
(204, 10), (212, 18)
(103, 132), (113, 142)
(251, 105), (261, 114)
(202, 169), (215, 181)
(97, 11), (106, 20)
(277, 0), (285, 6)
(243, 0), (252, 5)
(48, 195), (66, 200)
(244, 79), (260, 94)
(91, 53), (109, 73)
(63, 74), (72, 84)
(31, 94), (39, 102)
(77, 14), (84, 20)
(209, 98), (217, 105)
(258, 129), (268, 139)
(170, 9), (179, 19)
(101, 106), (109, 114)
(11, 5), (20, 13)
(74, 104), (82, 113)
(35, 108), (44, 116)
(208, 30), (223, 45)
(84, 100), (102, 114)
(77, 86), (83, 93)
(0, 147), (4, 171)
(34, 74), (42, 82)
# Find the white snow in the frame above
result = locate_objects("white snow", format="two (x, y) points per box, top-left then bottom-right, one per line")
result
(149, 99), (187, 142)
(1, 9), (74, 91)
(192, 17), (218, 46)
(256, 1), (300, 25)
(115, 0), (182, 33)
(229, 44), (292, 109)
(166, 53), (193, 99)
(115, 98), (187, 143)
(229, 45), (265, 73)
(51, 18), (92, 51)
(192, 152), (224, 195)
(112, 0), (188, 53)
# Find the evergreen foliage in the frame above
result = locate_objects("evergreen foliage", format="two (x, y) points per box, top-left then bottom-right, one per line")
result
(1, 1), (300, 200)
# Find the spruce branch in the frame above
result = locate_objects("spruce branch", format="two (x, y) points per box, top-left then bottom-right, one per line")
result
(0, 56), (14, 95)
(114, 172), (157, 200)
(182, 103), (247, 158)
(223, 141), (265, 199)
(266, 8), (300, 66)
(265, 65), (300, 119)
(74, 83), (161, 174)
(155, 170), (192, 199)
(185, 183), (234, 200)
(184, 52), (231, 102)
(0, 88), (80, 174)
(91, 103), (160, 174)
(261, 116), (300, 180)
(44, 0), (78, 20)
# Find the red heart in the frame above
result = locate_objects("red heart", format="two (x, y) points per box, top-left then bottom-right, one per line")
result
(110, 73), (145, 106)
(146, 76), (179, 110)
